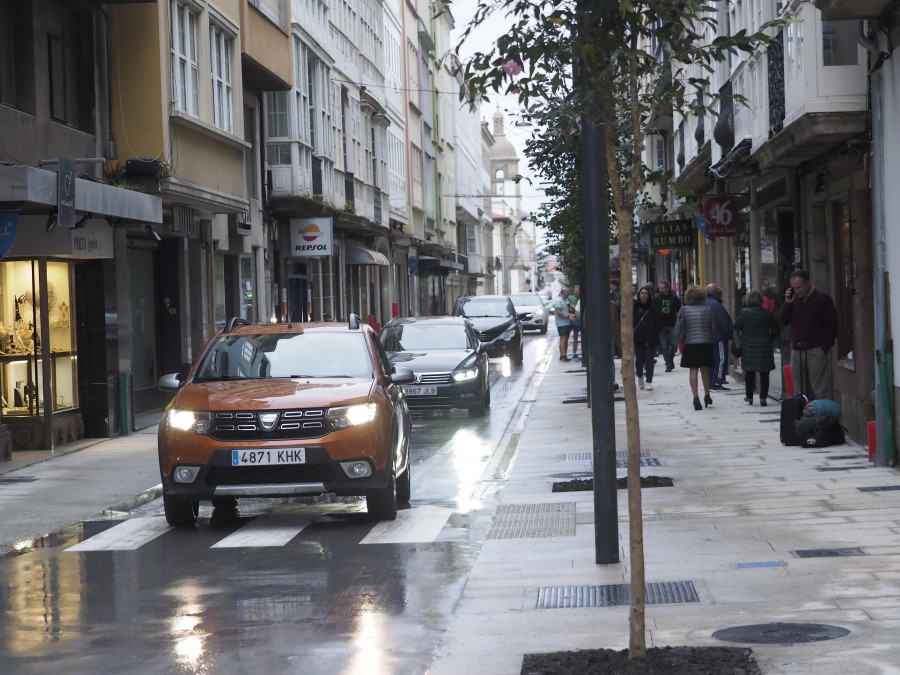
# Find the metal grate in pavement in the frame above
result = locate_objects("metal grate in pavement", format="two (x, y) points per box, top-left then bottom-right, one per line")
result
(536, 581), (699, 609)
(816, 466), (870, 471)
(794, 547), (866, 558)
(564, 452), (592, 462)
(0, 475), (37, 483)
(858, 485), (900, 492)
(562, 450), (661, 467)
(487, 502), (576, 539)
(562, 389), (588, 404)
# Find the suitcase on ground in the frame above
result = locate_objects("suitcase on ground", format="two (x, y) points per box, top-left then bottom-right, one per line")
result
(780, 394), (808, 445)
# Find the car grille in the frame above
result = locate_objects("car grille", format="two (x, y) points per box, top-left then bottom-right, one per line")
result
(206, 464), (335, 486)
(476, 326), (508, 342)
(416, 372), (452, 385)
(208, 409), (328, 441)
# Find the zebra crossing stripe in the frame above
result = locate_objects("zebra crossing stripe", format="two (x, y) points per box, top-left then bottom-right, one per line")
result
(66, 516), (171, 552)
(211, 513), (313, 548)
(359, 505), (453, 544)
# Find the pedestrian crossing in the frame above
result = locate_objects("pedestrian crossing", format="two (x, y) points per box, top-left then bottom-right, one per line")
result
(64, 505), (455, 552)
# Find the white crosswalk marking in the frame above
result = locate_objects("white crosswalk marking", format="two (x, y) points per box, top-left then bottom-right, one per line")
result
(211, 513), (313, 548)
(359, 505), (453, 544)
(66, 516), (171, 552)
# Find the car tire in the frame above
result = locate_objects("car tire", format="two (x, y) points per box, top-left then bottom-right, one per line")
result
(468, 399), (486, 417)
(367, 468), (398, 521)
(540, 325), (547, 335)
(396, 463), (411, 504)
(164, 491), (199, 527)
(485, 385), (491, 408)
(511, 341), (524, 366)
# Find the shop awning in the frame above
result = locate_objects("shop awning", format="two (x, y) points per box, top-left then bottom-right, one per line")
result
(416, 255), (464, 271)
(346, 239), (389, 265)
(0, 164), (162, 223)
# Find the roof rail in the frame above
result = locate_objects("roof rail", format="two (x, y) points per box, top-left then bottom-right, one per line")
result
(348, 313), (361, 330)
(225, 316), (251, 333)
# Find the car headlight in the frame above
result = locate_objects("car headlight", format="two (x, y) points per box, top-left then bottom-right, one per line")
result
(453, 367), (479, 382)
(328, 403), (378, 430)
(167, 409), (211, 434)
(501, 327), (517, 341)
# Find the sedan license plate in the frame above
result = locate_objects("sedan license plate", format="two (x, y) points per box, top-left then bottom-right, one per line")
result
(231, 448), (306, 466)
(404, 385), (438, 396)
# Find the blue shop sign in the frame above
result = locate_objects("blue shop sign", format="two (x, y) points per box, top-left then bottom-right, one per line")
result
(0, 213), (18, 259)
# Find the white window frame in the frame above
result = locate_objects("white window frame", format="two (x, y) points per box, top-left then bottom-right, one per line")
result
(170, 0), (199, 116)
(210, 23), (234, 132)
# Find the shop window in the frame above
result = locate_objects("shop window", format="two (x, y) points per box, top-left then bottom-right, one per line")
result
(0, 260), (77, 416)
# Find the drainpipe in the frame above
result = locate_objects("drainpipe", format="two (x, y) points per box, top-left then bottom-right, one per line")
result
(859, 23), (895, 466)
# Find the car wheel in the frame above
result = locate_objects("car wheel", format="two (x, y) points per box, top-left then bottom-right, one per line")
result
(485, 385), (491, 408)
(367, 468), (398, 521)
(468, 399), (486, 417)
(540, 325), (547, 335)
(163, 491), (199, 527)
(511, 342), (524, 366)
(396, 463), (411, 504)
(211, 496), (238, 511)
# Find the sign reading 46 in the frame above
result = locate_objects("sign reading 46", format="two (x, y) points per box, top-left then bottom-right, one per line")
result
(704, 195), (740, 237)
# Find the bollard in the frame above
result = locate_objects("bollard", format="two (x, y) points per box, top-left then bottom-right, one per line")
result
(868, 421), (876, 461)
(783, 365), (795, 397)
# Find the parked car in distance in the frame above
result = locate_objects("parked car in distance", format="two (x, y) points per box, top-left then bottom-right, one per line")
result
(508, 291), (549, 334)
(451, 294), (524, 366)
(380, 316), (491, 417)
(156, 315), (414, 527)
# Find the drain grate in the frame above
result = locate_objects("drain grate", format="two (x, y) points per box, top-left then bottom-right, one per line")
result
(0, 475), (37, 483)
(487, 502), (576, 540)
(561, 451), (661, 467)
(826, 455), (864, 460)
(713, 622), (850, 645)
(816, 466), (870, 471)
(564, 452), (592, 462)
(794, 547), (866, 558)
(858, 485), (900, 492)
(536, 581), (698, 609)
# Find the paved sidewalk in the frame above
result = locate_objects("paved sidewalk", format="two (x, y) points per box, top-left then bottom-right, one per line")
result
(1, 347), (898, 674)
(431, 349), (900, 675)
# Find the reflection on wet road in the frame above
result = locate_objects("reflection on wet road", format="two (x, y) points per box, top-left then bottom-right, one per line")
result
(0, 333), (554, 674)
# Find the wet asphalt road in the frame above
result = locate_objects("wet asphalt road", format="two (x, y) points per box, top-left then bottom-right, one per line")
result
(0, 332), (554, 675)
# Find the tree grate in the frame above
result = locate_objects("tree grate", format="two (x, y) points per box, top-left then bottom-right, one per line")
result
(794, 547), (866, 558)
(487, 502), (576, 539)
(536, 581), (699, 609)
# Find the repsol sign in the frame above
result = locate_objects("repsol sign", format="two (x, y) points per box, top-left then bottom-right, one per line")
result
(289, 217), (333, 257)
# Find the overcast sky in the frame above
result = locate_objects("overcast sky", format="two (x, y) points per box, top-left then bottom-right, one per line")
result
(450, 0), (548, 221)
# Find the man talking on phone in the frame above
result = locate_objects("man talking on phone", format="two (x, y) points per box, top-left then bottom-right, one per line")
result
(778, 269), (838, 400)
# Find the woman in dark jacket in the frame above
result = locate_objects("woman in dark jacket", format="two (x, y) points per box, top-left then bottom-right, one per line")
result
(633, 286), (662, 390)
(734, 290), (780, 406)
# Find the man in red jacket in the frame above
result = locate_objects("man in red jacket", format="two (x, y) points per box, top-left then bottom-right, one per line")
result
(778, 269), (838, 400)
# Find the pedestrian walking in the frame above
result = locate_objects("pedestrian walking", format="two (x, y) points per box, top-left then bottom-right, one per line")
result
(778, 269), (838, 400)
(761, 277), (778, 313)
(673, 285), (717, 410)
(553, 288), (574, 362)
(567, 285), (582, 359)
(734, 291), (780, 406)
(705, 283), (734, 390)
(633, 285), (662, 390)
(654, 279), (682, 372)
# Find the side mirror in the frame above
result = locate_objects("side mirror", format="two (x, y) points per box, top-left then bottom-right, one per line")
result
(518, 312), (532, 321)
(391, 366), (415, 385)
(158, 373), (183, 392)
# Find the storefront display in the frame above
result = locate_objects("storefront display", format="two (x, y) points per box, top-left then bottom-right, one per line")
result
(0, 260), (77, 417)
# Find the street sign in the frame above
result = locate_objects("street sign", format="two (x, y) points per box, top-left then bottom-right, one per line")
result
(0, 212), (17, 258)
(704, 195), (740, 237)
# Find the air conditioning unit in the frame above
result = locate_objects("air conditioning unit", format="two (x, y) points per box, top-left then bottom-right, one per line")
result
(229, 212), (251, 236)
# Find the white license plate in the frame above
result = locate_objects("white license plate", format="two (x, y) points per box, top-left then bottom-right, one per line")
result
(231, 448), (306, 466)
(404, 385), (438, 396)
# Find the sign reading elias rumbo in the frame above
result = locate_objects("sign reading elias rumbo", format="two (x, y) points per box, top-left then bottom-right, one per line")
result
(650, 219), (695, 251)
(290, 217), (333, 257)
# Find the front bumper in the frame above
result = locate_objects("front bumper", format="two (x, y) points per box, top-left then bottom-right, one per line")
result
(404, 379), (485, 411)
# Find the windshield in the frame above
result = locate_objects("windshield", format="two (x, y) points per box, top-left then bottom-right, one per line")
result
(194, 332), (373, 380)
(457, 299), (510, 318)
(509, 294), (541, 306)
(381, 323), (472, 351)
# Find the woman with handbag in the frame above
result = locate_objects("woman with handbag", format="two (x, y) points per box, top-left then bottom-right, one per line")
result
(673, 285), (717, 410)
(633, 285), (662, 390)
(734, 290), (781, 406)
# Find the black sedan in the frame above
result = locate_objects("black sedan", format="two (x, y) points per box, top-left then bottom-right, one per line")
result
(379, 316), (491, 416)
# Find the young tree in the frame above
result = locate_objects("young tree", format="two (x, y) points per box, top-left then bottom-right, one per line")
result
(457, 0), (783, 661)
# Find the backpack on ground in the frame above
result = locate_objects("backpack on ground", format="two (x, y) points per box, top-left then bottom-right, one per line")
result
(780, 394), (809, 446)
(799, 415), (846, 448)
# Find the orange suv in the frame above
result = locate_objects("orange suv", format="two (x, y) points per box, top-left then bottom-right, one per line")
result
(157, 315), (414, 526)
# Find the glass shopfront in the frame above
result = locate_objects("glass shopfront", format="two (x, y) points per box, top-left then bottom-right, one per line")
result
(0, 260), (77, 417)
